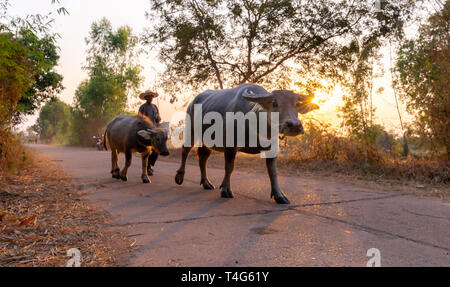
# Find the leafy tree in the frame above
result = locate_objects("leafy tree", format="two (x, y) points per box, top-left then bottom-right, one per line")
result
(12, 31), (64, 124)
(0, 0), (64, 127)
(0, 26), (63, 127)
(396, 1), (450, 160)
(71, 18), (143, 145)
(339, 39), (379, 142)
(0, 0), (65, 170)
(36, 99), (71, 144)
(143, 0), (418, 101)
(338, 38), (400, 162)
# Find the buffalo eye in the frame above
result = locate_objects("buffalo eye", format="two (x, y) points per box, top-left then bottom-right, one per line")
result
(272, 100), (279, 108)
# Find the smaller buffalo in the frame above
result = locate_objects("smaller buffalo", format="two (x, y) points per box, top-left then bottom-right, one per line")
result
(104, 115), (169, 183)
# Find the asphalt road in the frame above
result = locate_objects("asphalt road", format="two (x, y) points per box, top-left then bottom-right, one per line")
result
(29, 144), (450, 266)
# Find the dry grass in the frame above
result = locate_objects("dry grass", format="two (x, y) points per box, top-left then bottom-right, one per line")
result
(279, 124), (449, 187)
(0, 131), (28, 174)
(0, 150), (129, 267)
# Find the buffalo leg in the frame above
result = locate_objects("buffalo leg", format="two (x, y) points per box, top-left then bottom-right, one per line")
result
(141, 151), (151, 184)
(147, 151), (159, 176)
(120, 150), (132, 182)
(266, 157), (290, 204)
(175, 146), (193, 185)
(111, 149), (120, 179)
(220, 148), (236, 198)
(198, 146), (215, 190)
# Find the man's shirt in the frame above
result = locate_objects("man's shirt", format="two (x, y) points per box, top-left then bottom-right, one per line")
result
(138, 103), (161, 125)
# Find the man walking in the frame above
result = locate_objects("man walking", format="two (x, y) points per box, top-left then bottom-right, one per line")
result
(138, 90), (161, 176)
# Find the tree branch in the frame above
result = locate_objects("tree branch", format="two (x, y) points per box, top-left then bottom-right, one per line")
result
(191, 0), (224, 89)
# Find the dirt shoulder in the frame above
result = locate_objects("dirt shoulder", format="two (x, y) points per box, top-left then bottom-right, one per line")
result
(161, 148), (449, 201)
(0, 149), (129, 267)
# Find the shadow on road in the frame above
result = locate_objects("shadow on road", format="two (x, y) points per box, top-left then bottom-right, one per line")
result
(133, 198), (229, 260)
(223, 205), (289, 265)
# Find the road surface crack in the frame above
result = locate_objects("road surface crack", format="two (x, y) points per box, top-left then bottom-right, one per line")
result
(291, 208), (450, 253)
(402, 208), (450, 220)
(112, 194), (403, 226)
(288, 194), (403, 208)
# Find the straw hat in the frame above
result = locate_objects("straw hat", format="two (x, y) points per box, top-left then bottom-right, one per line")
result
(139, 90), (158, 100)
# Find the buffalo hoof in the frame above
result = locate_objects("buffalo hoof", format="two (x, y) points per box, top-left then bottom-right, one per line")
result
(201, 179), (215, 190)
(271, 191), (290, 205)
(274, 196), (290, 205)
(221, 188), (234, 199)
(142, 176), (151, 184)
(120, 174), (128, 182)
(112, 169), (120, 179)
(175, 171), (184, 185)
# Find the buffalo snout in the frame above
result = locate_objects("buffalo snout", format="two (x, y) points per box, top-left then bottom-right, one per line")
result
(282, 119), (304, 136)
(159, 143), (170, 156)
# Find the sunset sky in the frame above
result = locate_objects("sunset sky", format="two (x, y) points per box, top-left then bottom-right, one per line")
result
(10, 0), (425, 135)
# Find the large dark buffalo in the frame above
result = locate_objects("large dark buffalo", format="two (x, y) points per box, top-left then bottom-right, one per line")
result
(175, 83), (319, 204)
(104, 115), (169, 183)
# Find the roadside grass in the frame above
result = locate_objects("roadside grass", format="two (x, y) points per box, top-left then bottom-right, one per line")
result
(0, 149), (128, 267)
(0, 134), (29, 174)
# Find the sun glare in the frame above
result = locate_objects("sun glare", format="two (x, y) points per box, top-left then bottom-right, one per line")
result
(310, 85), (343, 113)
(294, 84), (345, 127)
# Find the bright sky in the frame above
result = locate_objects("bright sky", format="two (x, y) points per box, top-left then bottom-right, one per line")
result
(11, 0), (418, 135)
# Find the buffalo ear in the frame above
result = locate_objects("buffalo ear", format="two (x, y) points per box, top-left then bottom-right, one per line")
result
(146, 129), (160, 137)
(296, 90), (315, 101)
(242, 89), (274, 104)
(137, 130), (152, 141)
(297, 102), (320, 114)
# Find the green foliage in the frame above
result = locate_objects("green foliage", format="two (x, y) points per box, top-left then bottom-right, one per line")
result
(0, 29), (63, 125)
(0, 32), (29, 127)
(70, 18), (143, 145)
(0, 0), (65, 172)
(396, 2), (450, 160)
(0, 1), (64, 125)
(144, 0), (418, 101)
(13, 31), (64, 123)
(35, 99), (71, 144)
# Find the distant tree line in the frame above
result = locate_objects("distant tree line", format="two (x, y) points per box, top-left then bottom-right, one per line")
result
(32, 98), (71, 144)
